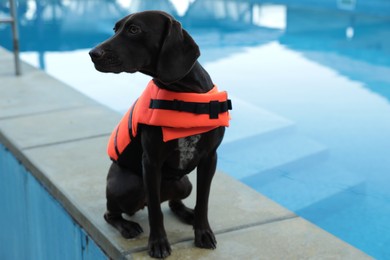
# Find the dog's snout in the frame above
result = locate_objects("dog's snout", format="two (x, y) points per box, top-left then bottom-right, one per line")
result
(89, 48), (105, 60)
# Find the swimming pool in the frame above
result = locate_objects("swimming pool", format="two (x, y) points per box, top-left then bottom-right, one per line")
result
(2, 0), (390, 258)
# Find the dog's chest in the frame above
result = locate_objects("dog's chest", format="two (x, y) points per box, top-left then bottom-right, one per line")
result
(175, 135), (201, 170)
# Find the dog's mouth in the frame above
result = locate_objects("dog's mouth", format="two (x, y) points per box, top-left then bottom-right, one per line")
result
(93, 55), (122, 66)
(90, 50), (123, 71)
(93, 58), (124, 73)
(94, 62), (123, 73)
(94, 63), (140, 74)
(89, 49), (141, 74)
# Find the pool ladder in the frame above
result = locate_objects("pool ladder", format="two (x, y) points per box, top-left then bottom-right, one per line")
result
(0, 0), (21, 75)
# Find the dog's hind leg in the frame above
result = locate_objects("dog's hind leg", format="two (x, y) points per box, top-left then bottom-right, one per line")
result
(104, 210), (143, 239)
(105, 163), (145, 238)
(169, 199), (194, 225)
(162, 175), (194, 225)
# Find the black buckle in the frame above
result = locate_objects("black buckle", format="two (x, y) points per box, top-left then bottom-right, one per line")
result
(227, 99), (232, 110)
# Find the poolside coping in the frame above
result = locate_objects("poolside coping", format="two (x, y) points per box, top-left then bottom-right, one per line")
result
(0, 47), (372, 259)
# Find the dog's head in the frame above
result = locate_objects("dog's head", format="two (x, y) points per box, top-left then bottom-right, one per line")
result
(89, 11), (200, 84)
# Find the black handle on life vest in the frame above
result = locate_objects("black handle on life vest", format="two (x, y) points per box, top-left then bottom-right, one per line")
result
(149, 99), (232, 119)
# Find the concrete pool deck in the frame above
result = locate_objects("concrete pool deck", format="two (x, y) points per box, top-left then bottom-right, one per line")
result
(0, 47), (371, 259)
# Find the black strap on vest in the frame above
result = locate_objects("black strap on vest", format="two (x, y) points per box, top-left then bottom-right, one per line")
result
(149, 99), (232, 119)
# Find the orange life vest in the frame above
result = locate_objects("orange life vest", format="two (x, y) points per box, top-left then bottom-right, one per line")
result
(107, 80), (232, 161)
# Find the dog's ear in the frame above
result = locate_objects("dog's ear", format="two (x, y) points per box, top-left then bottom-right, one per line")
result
(157, 18), (200, 84)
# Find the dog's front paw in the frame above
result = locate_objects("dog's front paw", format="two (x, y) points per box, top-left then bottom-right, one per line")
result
(148, 236), (172, 259)
(194, 228), (217, 249)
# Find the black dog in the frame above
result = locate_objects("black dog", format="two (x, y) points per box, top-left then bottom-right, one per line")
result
(89, 11), (231, 258)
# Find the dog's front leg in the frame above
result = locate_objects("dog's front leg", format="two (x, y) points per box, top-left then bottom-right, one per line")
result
(194, 151), (217, 249)
(142, 153), (171, 258)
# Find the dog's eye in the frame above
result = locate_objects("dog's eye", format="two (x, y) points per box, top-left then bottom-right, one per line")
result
(128, 25), (141, 35)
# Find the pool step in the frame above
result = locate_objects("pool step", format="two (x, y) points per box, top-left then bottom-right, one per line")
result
(243, 161), (365, 212)
(218, 131), (328, 180)
(218, 101), (365, 220)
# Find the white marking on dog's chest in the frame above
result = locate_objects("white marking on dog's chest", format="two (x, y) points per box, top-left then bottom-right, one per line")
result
(177, 135), (201, 169)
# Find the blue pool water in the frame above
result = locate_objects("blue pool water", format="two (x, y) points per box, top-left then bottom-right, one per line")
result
(2, 0), (390, 258)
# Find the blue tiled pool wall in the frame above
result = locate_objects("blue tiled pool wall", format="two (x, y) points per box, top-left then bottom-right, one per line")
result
(0, 144), (107, 260)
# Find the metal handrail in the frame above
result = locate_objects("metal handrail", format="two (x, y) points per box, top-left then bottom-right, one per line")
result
(0, 0), (21, 75)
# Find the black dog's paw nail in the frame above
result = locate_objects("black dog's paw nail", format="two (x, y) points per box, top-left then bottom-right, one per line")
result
(148, 237), (172, 259)
(195, 229), (217, 249)
(121, 221), (143, 239)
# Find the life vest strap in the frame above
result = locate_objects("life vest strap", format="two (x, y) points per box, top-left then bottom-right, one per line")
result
(149, 99), (232, 119)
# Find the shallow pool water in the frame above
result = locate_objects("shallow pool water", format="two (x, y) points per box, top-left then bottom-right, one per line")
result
(2, 0), (390, 258)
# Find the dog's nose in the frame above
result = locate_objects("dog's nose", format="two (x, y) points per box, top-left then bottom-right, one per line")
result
(89, 48), (105, 60)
